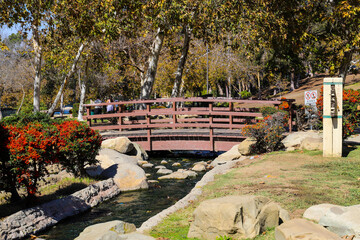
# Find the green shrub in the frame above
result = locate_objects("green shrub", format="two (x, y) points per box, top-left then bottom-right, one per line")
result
(240, 90), (252, 99)
(72, 103), (79, 117)
(260, 106), (278, 117)
(242, 112), (286, 153)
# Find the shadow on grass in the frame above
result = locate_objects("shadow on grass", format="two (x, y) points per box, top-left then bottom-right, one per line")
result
(343, 141), (360, 157)
(0, 182), (88, 219)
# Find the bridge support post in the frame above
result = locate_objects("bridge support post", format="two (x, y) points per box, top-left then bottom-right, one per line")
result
(118, 104), (123, 132)
(86, 107), (91, 127)
(172, 101), (177, 129)
(146, 103), (152, 151)
(229, 102), (233, 130)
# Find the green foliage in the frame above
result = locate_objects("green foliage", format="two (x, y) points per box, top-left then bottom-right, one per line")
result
(0, 115), (102, 200)
(242, 112), (287, 153)
(72, 103), (79, 117)
(240, 90), (252, 99)
(259, 106), (278, 117)
(216, 235), (233, 240)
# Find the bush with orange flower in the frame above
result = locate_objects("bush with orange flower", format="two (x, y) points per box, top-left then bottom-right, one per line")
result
(317, 88), (360, 139)
(0, 113), (102, 200)
(242, 112), (286, 153)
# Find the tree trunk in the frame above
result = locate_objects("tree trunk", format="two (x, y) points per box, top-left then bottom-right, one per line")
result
(78, 62), (88, 121)
(140, 28), (165, 100)
(339, 50), (353, 84)
(171, 26), (191, 98)
(17, 83), (26, 114)
(47, 42), (87, 116)
(290, 69), (295, 91)
(60, 93), (64, 116)
(257, 72), (262, 99)
(32, 25), (42, 113)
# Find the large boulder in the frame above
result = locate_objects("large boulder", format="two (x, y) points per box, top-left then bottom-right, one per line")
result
(187, 195), (289, 240)
(211, 144), (242, 166)
(281, 131), (322, 149)
(300, 137), (323, 151)
(75, 220), (136, 240)
(303, 203), (341, 222)
(101, 137), (134, 154)
(275, 218), (341, 240)
(318, 205), (360, 239)
(101, 163), (148, 191)
(238, 138), (257, 155)
(75, 220), (155, 240)
(86, 149), (138, 177)
(192, 163), (206, 172)
(158, 169), (197, 180)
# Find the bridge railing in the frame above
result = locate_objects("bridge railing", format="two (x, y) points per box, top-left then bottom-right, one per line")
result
(83, 97), (294, 151)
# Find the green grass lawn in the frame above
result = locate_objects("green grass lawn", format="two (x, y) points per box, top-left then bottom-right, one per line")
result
(150, 144), (360, 240)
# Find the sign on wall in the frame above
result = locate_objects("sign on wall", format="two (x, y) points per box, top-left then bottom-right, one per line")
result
(304, 90), (318, 106)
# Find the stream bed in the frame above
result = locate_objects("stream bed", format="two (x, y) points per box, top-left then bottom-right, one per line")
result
(37, 156), (208, 240)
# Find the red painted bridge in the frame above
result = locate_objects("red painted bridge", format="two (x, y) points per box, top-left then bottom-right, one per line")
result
(84, 97), (294, 152)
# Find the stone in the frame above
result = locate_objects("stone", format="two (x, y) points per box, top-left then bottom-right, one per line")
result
(275, 218), (341, 240)
(0, 179), (121, 240)
(300, 137), (323, 151)
(188, 195), (289, 240)
(145, 173), (151, 177)
(148, 180), (159, 184)
(101, 137), (134, 154)
(75, 220), (136, 240)
(192, 163), (206, 172)
(160, 160), (168, 164)
(156, 168), (173, 175)
(101, 163), (148, 191)
(238, 139), (256, 155)
(138, 160), (149, 165)
(318, 205), (360, 239)
(155, 165), (166, 169)
(211, 144), (242, 166)
(158, 170), (197, 180)
(281, 131), (322, 149)
(303, 204), (341, 222)
(172, 162), (181, 167)
(86, 149), (138, 177)
(142, 163), (154, 168)
(128, 142), (149, 160)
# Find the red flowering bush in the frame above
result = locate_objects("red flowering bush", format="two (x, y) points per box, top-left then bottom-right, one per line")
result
(242, 112), (286, 153)
(317, 88), (360, 139)
(5, 122), (59, 198)
(0, 114), (102, 200)
(56, 120), (102, 177)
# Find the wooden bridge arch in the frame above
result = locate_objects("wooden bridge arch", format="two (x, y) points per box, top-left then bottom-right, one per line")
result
(83, 97), (294, 152)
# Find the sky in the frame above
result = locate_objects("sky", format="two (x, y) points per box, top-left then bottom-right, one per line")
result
(0, 25), (21, 39)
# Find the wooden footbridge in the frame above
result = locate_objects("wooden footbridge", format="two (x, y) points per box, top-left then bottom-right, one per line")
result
(84, 98), (294, 152)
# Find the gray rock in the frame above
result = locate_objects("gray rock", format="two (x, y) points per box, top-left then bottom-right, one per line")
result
(158, 170), (197, 180)
(238, 139), (256, 155)
(319, 205), (360, 239)
(156, 168), (173, 175)
(303, 204), (341, 222)
(281, 131), (322, 149)
(275, 218), (341, 240)
(155, 165), (166, 169)
(0, 179), (120, 240)
(300, 137), (323, 151)
(142, 163), (154, 168)
(160, 160), (168, 164)
(192, 163), (206, 172)
(138, 160), (149, 166)
(101, 137), (134, 154)
(148, 180), (159, 184)
(102, 164), (148, 191)
(172, 162), (181, 167)
(212, 144), (242, 166)
(188, 195), (289, 240)
(75, 220), (136, 240)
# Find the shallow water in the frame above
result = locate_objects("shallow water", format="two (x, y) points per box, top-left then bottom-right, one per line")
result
(37, 157), (207, 240)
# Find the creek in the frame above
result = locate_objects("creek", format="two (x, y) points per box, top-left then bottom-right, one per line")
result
(37, 156), (208, 240)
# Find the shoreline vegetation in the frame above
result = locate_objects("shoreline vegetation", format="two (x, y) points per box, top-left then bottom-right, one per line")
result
(149, 145), (360, 239)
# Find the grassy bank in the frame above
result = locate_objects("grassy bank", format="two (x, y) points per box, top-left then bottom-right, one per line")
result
(150, 144), (360, 240)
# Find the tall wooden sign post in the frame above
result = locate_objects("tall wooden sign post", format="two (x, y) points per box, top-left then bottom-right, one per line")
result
(323, 78), (343, 157)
